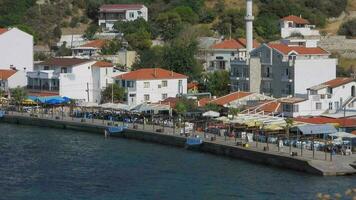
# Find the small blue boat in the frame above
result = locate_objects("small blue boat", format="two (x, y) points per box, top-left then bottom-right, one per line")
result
(0, 110), (5, 118)
(186, 137), (203, 147)
(105, 126), (127, 136)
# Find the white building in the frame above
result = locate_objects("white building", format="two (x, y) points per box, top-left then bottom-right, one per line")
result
(280, 15), (320, 38)
(27, 58), (118, 103)
(0, 27), (33, 71)
(203, 38), (259, 72)
(281, 77), (356, 117)
(72, 40), (106, 58)
(98, 4), (148, 31)
(231, 43), (337, 97)
(114, 68), (188, 106)
(0, 69), (27, 96)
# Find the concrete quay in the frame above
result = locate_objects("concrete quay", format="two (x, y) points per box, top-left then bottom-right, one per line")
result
(1, 114), (355, 176)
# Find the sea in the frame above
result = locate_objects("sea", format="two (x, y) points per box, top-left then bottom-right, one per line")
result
(0, 123), (355, 200)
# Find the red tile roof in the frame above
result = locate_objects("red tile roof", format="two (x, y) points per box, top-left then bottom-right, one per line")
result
(319, 77), (354, 89)
(257, 101), (281, 113)
(268, 43), (329, 55)
(198, 97), (212, 107)
(295, 117), (356, 127)
(280, 97), (307, 104)
(99, 4), (144, 11)
(160, 97), (179, 108)
(236, 38), (260, 48)
(210, 91), (252, 106)
(0, 69), (16, 80)
(93, 61), (113, 68)
(0, 28), (8, 35)
(115, 68), (188, 80)
(352, 130), (356, 135)
(39, 58), (92, 67)
(281, 15), (310, 24)
(80, 40), (106, 49)
(211, 39), (260, 50)
(188, 82), (198, 90)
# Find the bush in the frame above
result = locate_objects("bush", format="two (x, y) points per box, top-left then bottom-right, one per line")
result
(338, 19), (356, 37)
(69, 17), (80, 28)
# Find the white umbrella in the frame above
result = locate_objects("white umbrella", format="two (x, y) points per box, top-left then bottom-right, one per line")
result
(79, 102), (99, 108)
(100, 103), (130, 111)
(203, 111), (220, 118)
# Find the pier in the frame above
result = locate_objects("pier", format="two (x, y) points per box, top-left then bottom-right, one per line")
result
(1, 112), (355, 176)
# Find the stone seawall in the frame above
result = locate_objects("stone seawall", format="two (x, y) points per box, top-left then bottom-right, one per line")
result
(1, 115), (354, 176)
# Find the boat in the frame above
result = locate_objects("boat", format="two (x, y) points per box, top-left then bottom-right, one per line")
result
(185, 136), (203, 149)
(105, 125), (127, 137)
(0, 110), (5, 118)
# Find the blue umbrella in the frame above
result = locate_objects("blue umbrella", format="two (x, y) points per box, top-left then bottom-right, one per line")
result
(46, 99), (64, 105)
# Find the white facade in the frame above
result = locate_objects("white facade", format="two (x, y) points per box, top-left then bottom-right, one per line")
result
(282, 79), (356, 117)
(205, 49), (243, 72)
(98, 5), (148, 31)
(294, 59), (337, 96)
(0, 70), (27, 96)
(115, 69), (188, 106)
(0, 27), (33, 71)
(280, 18), (320, 38)
(28, 59), (118, 103)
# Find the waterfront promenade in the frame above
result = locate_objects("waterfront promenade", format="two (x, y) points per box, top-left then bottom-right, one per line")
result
(1, 111), (356, 176)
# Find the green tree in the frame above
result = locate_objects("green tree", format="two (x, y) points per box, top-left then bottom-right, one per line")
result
(132, 46), (164, 70)
(125, 30), (152, 51)
(205, 71), (230, 97)
(101, 39), (122, 55)
(0, 89), (4, 98)
(53, 25), (62, 40)
(84, 24), (98, 40)
(10, 86), (27, 107)
(228, 107), (240, 119)
(204, 103), (220, 112)
(70, 16), (80, 28)
(56, 42), (72, 56)
(173, 6), (198, 24)
(114, 18), (151, 36)
(214, 9), (245, 38)
(255, 13), (280, 41)
(338, 19), (356, 37)
(162, 38), (202, 80)
(156, 11), (183, 41)
(101, 83), (125, 103)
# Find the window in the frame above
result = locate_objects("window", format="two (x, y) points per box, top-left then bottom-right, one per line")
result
(61, 67), (67, 73)
(231, 52), (235, 56)
(129, 12), (134, 18)
(44, 66), (49, 70)
(334, 102), (339, 110)
(105, 68), (108, 75)
(218, 61), (226, 70)
(127, 81), (135, 88)
(162, 80), (168, 87)
(293, 105), (299, 113)
(144, 94), (150, 101)
(329, 102), (333, 110)
(316, 103), (322, 110)
(144, 82), (150, 88)
(162, 93), (168, 100)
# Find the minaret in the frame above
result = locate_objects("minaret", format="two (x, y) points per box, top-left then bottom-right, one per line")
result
(245, 0), (254, 56)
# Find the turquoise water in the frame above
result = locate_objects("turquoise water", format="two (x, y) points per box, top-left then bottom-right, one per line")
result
(0, 124), (355, 200)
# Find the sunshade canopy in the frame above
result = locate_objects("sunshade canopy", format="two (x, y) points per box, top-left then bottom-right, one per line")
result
(294, 124), (337, 135)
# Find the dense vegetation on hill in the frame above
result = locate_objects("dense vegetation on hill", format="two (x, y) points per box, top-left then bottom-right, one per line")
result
(0, 0), (349, 45)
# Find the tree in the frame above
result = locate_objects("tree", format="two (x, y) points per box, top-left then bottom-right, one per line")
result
(114, 18), (151, 36)
(0, 89), (4, 98)
(228, 107), (240, 119)
(53, 25), (62, 40)
(125, 30), (152, 51)
(156, 11), (183, 41)
(204, 103), (220, 112)
(213, 9), (245, 38)
(101, 39), (122, 55)
(132, 46), (164, 70)
(173, 6), (198, 24)
(56, 42), (72, 56)
(255, 13), (280, 41)
(84, 24), (98, 40)
(162, 38), (203, 80)
(10, 86), (27, 109)
(205, 71), (230, 97)
(101, 83), (125, 103)
(338, 19), (356, 37)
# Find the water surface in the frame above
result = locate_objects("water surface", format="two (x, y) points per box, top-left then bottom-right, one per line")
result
(0, 124), (354, 200)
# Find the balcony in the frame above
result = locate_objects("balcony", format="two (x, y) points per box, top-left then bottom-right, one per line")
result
(27, 70), (59, 79)
(27, 85), (59, 92)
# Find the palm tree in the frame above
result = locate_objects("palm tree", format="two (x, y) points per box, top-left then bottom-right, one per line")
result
(285, 118), (294, 154)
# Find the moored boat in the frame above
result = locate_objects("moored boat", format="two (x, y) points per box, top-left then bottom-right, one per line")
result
(105, 126), (127, 137)
(185, 136), (203, 149)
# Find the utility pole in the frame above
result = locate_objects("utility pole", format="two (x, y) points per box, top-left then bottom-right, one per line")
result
(111, 83), (114, 103)
(86, 82), (90, 102)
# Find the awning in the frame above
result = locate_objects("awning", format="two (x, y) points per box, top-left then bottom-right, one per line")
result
(203, 111), (220, 118)
(99, 103), (130, 111)
(294, 124), (337, 135)
(329, 132), (356, 138)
